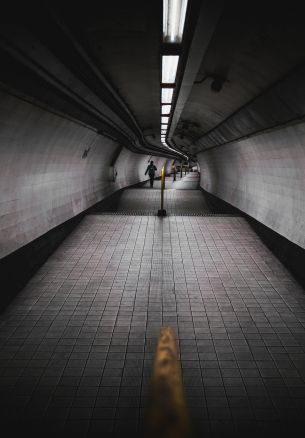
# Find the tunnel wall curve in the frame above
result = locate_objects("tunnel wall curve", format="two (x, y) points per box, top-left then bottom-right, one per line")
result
(198, 121), (305, 249)
(0, 88), (170, 259)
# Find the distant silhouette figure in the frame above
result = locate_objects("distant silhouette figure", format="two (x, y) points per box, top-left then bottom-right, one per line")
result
(145, 161), (157, 188)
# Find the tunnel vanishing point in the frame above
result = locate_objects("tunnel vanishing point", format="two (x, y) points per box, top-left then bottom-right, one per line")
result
(0, 1), (305, 437)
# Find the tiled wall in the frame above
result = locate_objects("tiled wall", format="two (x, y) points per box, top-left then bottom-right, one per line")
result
(198, 121), (305, 249)
(0, 89), (170, 258)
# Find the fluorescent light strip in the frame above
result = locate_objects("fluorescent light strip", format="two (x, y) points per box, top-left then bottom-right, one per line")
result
(161, 105), (171, 114)
(170, 0), (178, 42)
(178, 0), (188, 40)
(162, 55), (179, 84)
(163, 0), (168, 40)
(161, 88), (173, 105)
(161, 2), (189, 156)
(163, 0), (188, 43)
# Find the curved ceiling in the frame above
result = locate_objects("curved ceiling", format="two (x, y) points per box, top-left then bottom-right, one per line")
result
(1, 0), (305, 160)
(173, 0), (305, 153)
(57, 1), (162, 143)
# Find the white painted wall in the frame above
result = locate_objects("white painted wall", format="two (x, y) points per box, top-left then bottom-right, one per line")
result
(0, 90), (170, 258)
(198, 121), (305, 248)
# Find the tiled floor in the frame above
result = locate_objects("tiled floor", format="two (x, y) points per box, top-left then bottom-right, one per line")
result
(1, 183), (305, 437)
(98, 188), (215, 215)
(97, 173), (224, 215)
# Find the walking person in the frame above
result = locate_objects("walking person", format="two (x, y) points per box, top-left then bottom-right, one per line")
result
(145, 160), (157, 188)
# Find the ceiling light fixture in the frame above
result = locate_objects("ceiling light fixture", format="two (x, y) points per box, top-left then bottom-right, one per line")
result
(160, 0), (189, 159)
(161, 105), (171, 114)
(162, 55), (179, 84)
(161, 88), (174, 104)
(163, 0), (188, 43)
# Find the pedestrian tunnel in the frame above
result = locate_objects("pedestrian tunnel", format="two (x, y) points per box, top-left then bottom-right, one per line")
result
(0, 1), (305, 437)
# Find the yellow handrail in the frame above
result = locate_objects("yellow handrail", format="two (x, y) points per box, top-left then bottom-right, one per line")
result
(146, 327), (191, 438)
(158, 166), (166, 216)
(161, 166), (165, 210)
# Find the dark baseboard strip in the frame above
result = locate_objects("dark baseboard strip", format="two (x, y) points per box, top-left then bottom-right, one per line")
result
(0, 213), (84, 313)
(200, 187), (241, 215)
(0, 179), (151, 312)
(246, 217), (305, 289)
(202, 188), (305, 289)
